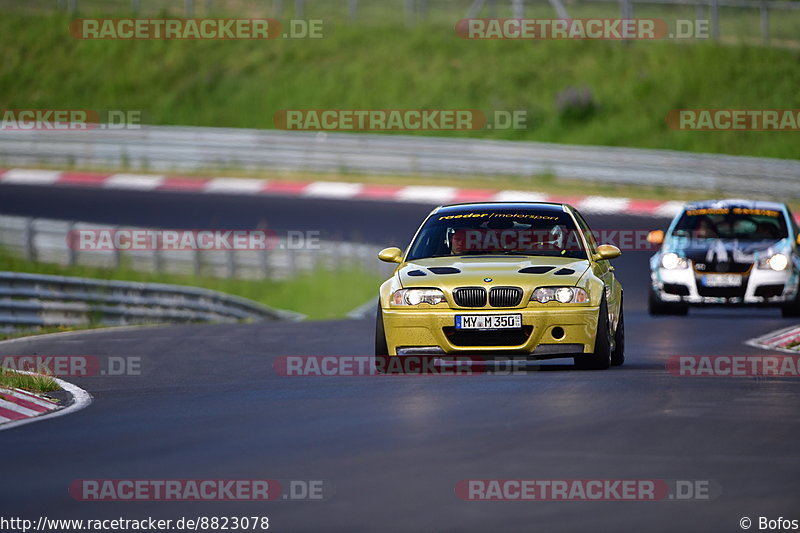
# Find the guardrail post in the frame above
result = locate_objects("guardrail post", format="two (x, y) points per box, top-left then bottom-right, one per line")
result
(205, 0), (212, 14)
(338, 241), (348, 272)
(68, 0), (77, 13)
(260, 247), (271, 279)
(548, 0), (570, 19)
(131, 0), (140, 14)
(193, 249), (202, 277)
(760, 4), (770, 45)
(406, 0), (416, 27)
(288, 248), (297, 277)
(332, 233), (343, 271)
(350, 243), (359, 273)
(363, 246), (374, 274)
(185, 0), (195, 17)
(512, 0), (524, 18)
(66, 222), (76, 266)
(153, 247), (163, 273)
(710, 0), (720, 41)
(273, 0), (283, 17)
(466, 0), (486, 18)
(23, 218), (36, 262)
(226, 249), (236, 278)
(619, 0), (633, 43)
(348, 0), (358, 21)
(304, 248), (316, 274)
(295, 0), (305, 18)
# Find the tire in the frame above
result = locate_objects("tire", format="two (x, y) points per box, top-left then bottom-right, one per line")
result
(781, 291), (800, 317)
(648, 289), (688, 316)
(610, 304), (625, 367)
(575, 296), (612, 370)
(375, 303), (389, 373)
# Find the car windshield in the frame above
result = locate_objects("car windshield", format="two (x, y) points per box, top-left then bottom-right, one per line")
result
(406, 208), (588, 261)
(671, 207), (788, 241)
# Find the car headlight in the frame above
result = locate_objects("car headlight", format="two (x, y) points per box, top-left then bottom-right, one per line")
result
(392, 288), (446, 306)
(531, 287), (589, 304)
(661, 252), (688, 270)
(758, 253), (790, 271)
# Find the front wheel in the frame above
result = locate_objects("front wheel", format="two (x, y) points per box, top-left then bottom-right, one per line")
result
(375, 304), (389, 372)
(781, 291), (800, 317)
(575, 297), (612, 370)
(648, 289), (688, 316)
(610, 306), (625, 367)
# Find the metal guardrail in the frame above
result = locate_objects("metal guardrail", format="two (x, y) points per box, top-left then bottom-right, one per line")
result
(0, 215), (387, 281)
(0, 215), (390, 329)
(1, 126), (798, 197)
(0, 271), (304, 331)
(582, 0), (800, 45)
(13, 0), (800, 46)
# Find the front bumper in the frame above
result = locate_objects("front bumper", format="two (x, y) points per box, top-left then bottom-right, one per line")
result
(652, 265), (797, 305)
(382, 305), (599, 357)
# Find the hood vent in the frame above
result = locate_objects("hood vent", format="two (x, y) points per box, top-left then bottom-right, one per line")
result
(519, 266), (555, 274)
(428, 267), (461, 274)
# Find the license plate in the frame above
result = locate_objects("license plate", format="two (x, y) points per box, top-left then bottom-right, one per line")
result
(455, 314), (522, 330)
(701, 274), (742, 287)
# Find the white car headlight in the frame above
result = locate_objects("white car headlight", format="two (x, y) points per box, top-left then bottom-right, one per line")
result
(531, 287), (589, 304)
(661, 252), (689, 270)
(392, 288), (446, 306)
(758, 253), (790, 271)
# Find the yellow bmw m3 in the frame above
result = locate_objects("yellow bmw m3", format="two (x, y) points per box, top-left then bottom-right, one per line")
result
(375, 202), (624, 370)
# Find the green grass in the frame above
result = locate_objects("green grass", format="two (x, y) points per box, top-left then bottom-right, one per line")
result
(0, 367), (60, 393)
(1, 12), (799, 160)
(0, 247), (385, 320)
(0, 324), (107, 341)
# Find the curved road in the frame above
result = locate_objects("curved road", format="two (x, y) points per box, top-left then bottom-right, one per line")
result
(1, 184), (798, 532)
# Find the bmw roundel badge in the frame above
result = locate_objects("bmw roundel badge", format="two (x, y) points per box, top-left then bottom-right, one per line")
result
(484, 278), (492, 283)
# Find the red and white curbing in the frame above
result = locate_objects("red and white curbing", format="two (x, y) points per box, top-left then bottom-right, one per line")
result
(0, 373), (92, 431)
(0, 168), (685, 218)
(746, 325), (800, 354)
(0, 387), (60, 423)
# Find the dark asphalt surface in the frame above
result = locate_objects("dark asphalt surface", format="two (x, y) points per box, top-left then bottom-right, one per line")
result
(1, 184), (799, 533)
(0, 183), (420, 245)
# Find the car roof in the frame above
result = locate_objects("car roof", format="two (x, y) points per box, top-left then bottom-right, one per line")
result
(682, 199), (786, 212)
(434, 202), (568, 215)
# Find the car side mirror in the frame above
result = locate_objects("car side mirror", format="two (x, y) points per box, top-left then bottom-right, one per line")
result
(378, 247), (403, 263)
(593, 244), (622, 261)
(647, 230), (665, 245)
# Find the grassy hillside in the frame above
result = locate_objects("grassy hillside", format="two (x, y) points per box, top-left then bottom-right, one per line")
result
(1, 12), (799, 158)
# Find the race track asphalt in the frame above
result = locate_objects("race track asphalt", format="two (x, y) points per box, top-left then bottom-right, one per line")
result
(1, 183), (798, 532)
